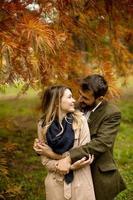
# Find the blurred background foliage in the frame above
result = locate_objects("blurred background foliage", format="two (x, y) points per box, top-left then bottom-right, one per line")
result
(0, 0), (133, 97)
(0, 0), (133, 199)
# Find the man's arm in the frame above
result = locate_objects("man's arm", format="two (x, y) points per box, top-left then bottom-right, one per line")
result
(55, 115), (95, 174)
(70, 112), (121, 163)
(56, 154), (94, 174)
(34, 116), (94, 174)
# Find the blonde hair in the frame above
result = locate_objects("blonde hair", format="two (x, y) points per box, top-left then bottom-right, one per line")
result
(39, 85), (83, 141)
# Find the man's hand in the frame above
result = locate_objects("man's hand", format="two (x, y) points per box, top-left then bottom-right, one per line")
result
(56, 156), (71, 175)
(70, 154), (94, 170)
(33, 138), (62, 160)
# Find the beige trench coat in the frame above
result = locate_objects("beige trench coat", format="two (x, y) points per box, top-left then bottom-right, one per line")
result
(38, 114), (95, 200)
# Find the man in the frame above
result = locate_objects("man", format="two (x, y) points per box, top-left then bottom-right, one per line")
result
(34, 74), (126, 200)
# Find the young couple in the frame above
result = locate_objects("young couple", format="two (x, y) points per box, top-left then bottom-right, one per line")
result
(34, 74), (126, 200)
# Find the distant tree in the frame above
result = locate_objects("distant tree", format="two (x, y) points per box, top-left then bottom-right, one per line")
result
(0, 0), (132, 96)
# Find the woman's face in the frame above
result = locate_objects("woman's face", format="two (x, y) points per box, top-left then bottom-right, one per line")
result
(60, 89), (75, 114)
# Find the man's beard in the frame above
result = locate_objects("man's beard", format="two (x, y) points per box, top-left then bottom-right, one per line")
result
(77, 101), (97, 113)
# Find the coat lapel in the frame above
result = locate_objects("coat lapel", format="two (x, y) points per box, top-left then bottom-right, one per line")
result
(88, 100), (107, 126)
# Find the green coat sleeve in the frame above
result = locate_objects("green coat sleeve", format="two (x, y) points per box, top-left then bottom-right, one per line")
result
(70, 112), (121, 163)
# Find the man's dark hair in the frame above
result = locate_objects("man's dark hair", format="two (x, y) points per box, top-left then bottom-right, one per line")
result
(80, 74), (108, 99)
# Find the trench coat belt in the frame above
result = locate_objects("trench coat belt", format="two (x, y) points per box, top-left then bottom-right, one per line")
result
(64, 181), (71, 199)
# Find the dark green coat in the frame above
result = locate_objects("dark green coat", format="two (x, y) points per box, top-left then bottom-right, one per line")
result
(70, 101), (126, 200)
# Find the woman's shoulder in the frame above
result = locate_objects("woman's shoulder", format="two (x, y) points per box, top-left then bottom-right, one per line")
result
(73, 109), (83, 116)
(73, 110), (87, 122)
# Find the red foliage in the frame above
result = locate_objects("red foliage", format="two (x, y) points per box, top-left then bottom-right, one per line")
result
(0, 0), (132, 97)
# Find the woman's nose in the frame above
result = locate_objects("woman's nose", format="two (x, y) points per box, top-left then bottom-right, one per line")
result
(72, 98), (76, 103)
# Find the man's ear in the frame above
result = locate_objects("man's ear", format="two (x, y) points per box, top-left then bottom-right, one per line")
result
(96, 96), (103, 103)
(98, 96), (104, 101)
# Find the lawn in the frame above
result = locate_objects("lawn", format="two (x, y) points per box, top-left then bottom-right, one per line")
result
(0, 87), (133, 200)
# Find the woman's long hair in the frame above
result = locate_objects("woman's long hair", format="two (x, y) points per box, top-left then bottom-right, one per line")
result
(39, 85), (83, 141)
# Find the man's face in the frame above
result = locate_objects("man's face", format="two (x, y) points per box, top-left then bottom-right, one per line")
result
(78, 89), (96, 111)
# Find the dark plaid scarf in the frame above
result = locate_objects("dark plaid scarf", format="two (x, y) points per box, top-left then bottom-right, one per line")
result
(46, 114), (74, 184)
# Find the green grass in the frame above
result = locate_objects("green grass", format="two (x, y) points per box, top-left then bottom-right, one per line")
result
(0, 94), (43, 200)
(114, 100), (133, 200)
(0, 84), (38, 97)
(0, 90), (133, 199)
(0, 97), (39, 119)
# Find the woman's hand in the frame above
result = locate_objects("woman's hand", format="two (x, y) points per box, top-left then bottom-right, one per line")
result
(56, 156), (71, 175)
(33, 138), (62, 160)
(70, 155), (94, 170)
(33, 138), (48, 155)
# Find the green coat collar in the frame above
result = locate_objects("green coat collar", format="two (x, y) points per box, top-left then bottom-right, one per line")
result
(88, 100), (107, 125)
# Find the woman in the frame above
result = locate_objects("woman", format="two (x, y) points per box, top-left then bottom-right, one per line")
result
(34, 85), (95, 200)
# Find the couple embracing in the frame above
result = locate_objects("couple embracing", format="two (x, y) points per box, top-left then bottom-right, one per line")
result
(34, 74), (126, 200)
